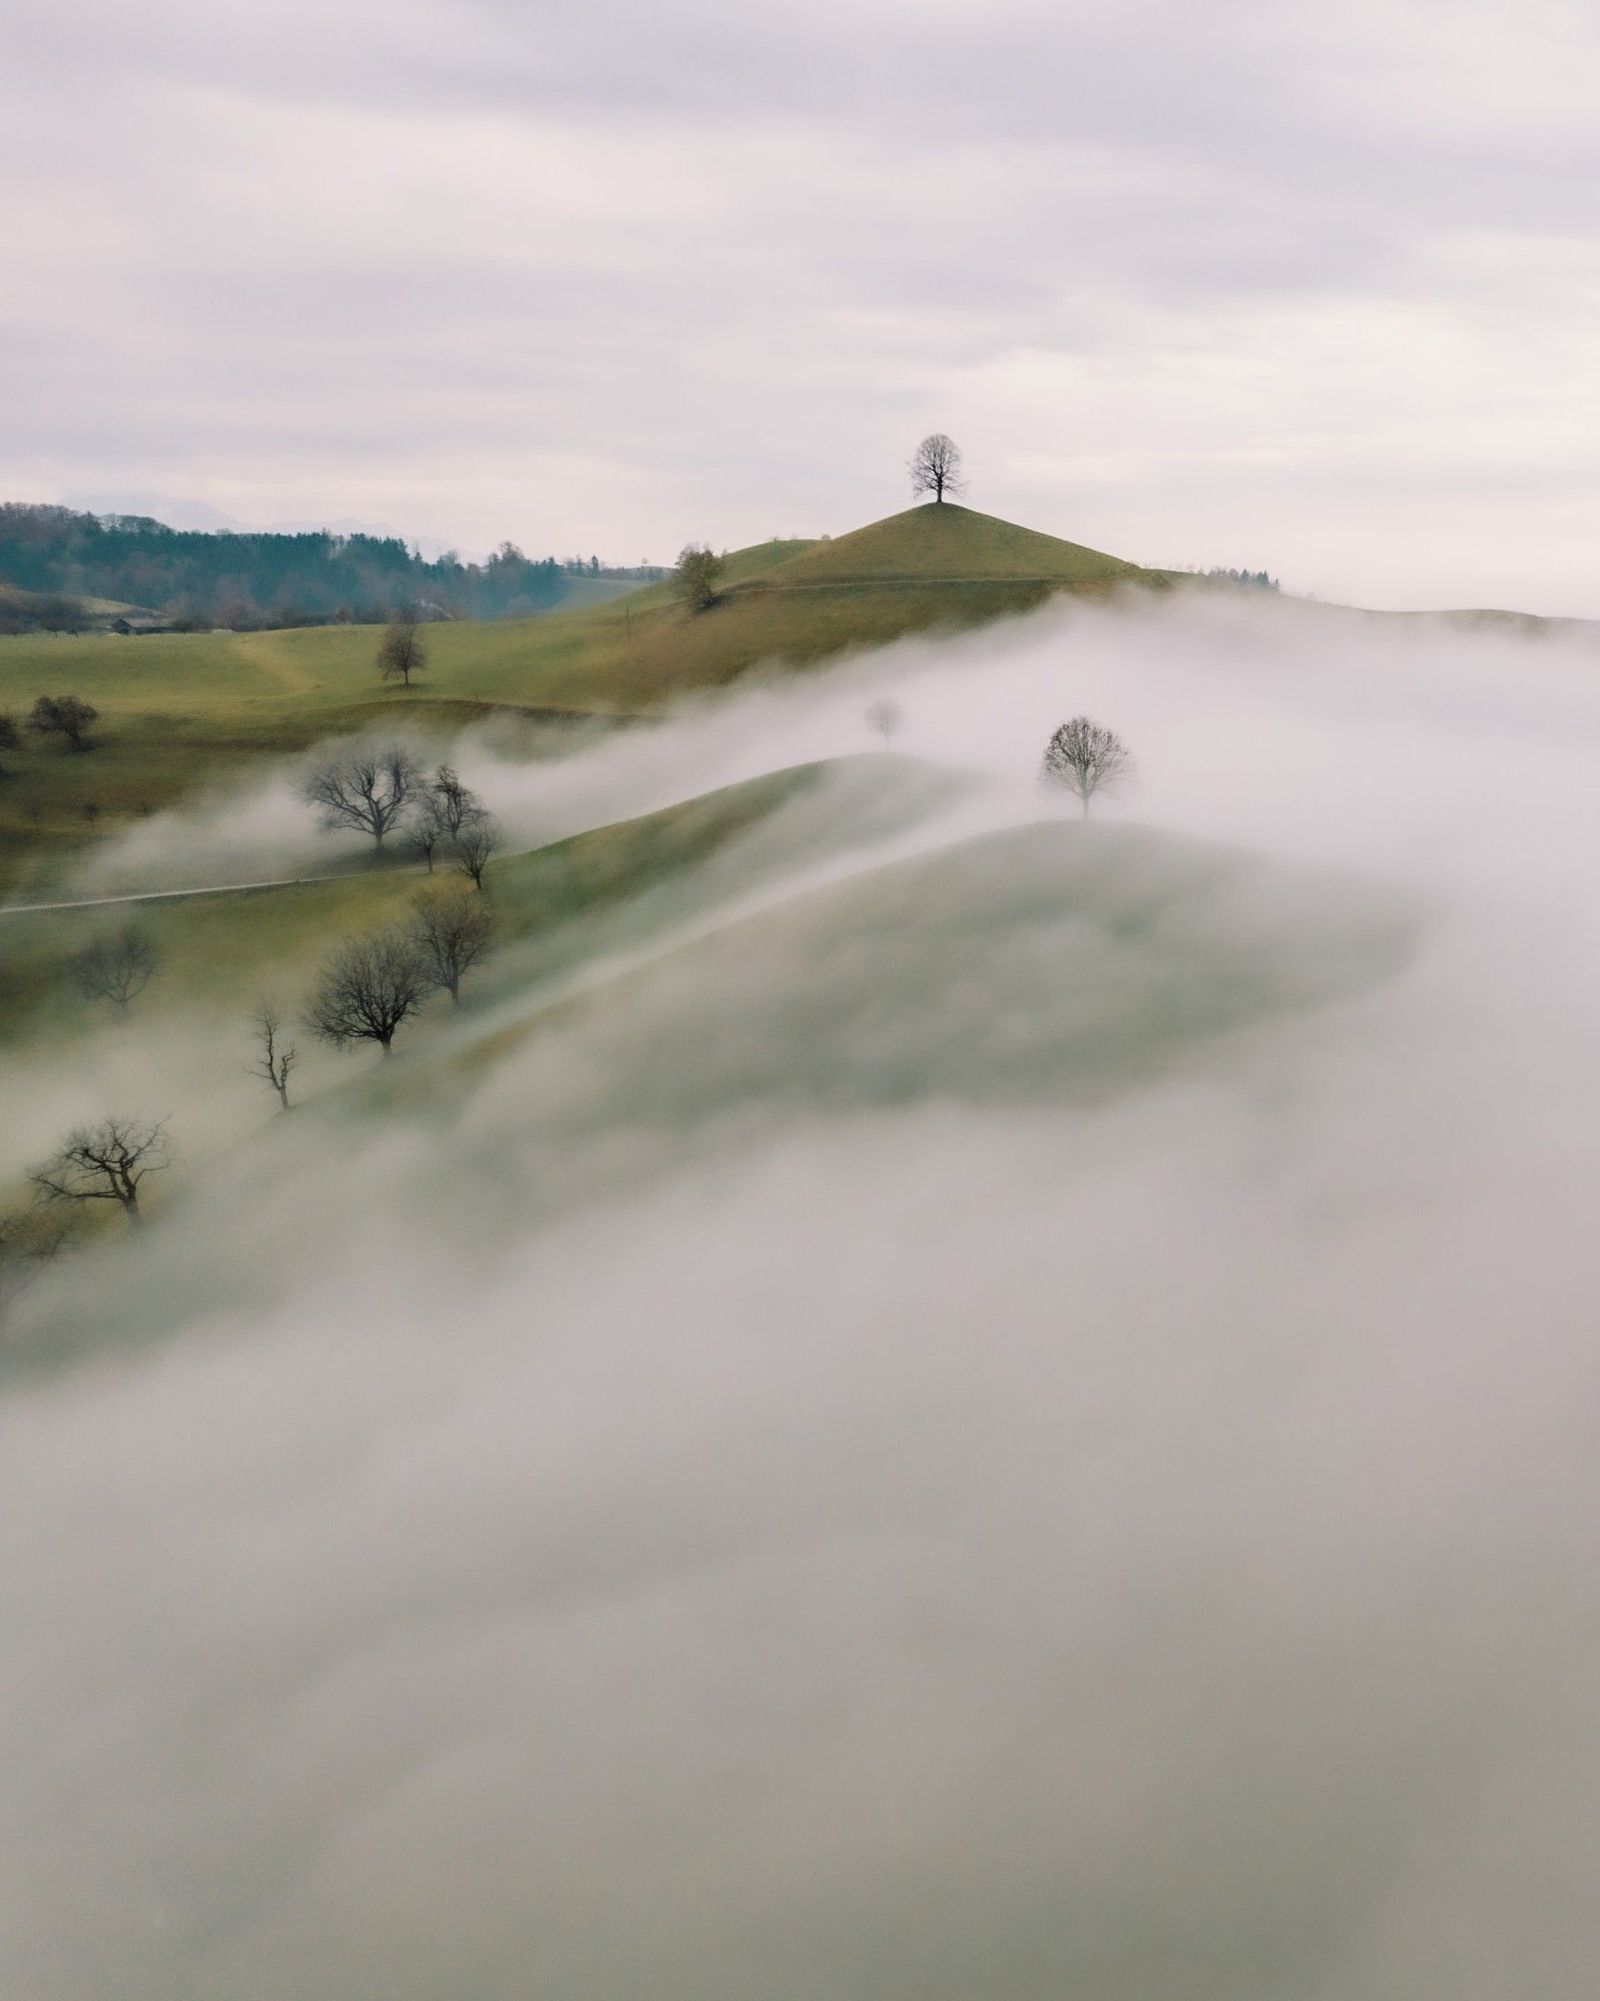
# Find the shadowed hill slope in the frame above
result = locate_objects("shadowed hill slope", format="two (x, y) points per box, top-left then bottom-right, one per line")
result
(427, 817), (1418, 1164)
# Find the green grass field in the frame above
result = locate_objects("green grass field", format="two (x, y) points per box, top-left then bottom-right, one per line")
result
(0, 761), (854, 1045)
(0, 504), (1163, 896)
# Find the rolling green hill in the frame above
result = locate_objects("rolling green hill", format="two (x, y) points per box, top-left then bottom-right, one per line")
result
(0, 503), (1159, 896)
(753, 503), (1145, 588)
(433, 816), (1415, 1144)
(0, 755), (962, 1048)
(0, 753), (1417, 1273)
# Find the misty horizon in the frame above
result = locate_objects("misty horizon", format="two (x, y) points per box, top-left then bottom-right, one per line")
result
(7, 1), (1600, 613)
(7, 3), (1600, 1994)
(9, 588), (1600, 1993)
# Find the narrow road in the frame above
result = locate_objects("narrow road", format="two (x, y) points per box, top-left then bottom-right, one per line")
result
(0, 871), (399, 918)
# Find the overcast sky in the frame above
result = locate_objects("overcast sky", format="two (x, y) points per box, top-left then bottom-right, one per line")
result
(6, 0), (1600, 610)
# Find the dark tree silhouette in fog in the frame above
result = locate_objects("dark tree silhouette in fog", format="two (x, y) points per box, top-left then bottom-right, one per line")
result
(430, 764), (486, 839)
(0, 711), (20, 774)
(30, 1117), (171, 1227)
(248, 1003), (298, 1110)
(866, 697), (903, 747)
(452, 816), (499, 891)
(304, 931), (431, 1057)
(909, 434), (965, 504)
(410, 887), (495, 1004)
(299, 744), (422, 848)
(408, 796), (447, 871)
(0, 1205), (76, 1324)
(69, 925), (161, 1012)
(1041, 715), (1132, 817)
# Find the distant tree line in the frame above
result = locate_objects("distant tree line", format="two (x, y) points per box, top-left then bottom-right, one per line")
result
(1197, 567), (1280, 591)
(0, 505), (665, 632)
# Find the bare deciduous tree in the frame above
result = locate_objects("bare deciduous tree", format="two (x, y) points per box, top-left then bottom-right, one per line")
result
(430, 764), (486, 840)
(1041, 715), (1133, 817)
(0, 1205), (76, 1325)
(303, 931), (432, 1057)
(675, 544), (725, 612)
(909, 433), (965, 504)
(299, 744), (423, 849)
(452, 815), (499, 891)
(30, 1117), (171, 1227)
(866, 697), (904, 747)
(69, 925), (161, 1011)
(248, 1003), (297, 1110)
(407, 794), (448, 871)
(410, 887), (495, 1004)
(29, 693), (100, 751)
(376, 614), (427, 688)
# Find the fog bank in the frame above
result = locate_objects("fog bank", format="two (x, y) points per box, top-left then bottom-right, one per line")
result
(6, 591), (1600, 1997)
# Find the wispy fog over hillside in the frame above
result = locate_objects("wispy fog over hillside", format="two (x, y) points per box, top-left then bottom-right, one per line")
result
(6, 592), (1600, 1996)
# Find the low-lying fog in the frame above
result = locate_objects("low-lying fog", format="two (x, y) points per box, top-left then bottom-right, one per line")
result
(6, 590), (1600, 1998)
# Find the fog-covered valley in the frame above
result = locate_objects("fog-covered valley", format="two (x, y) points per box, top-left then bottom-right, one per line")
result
(5, 591), (1600, 1995)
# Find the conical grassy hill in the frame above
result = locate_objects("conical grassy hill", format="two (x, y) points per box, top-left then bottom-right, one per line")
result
(751, 502), (1146, 588)
(582, 499), (1161, 699)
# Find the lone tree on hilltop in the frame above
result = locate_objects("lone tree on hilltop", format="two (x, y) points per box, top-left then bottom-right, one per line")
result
(304, 929), (432, 1058)
(866, 697), (903, 747)
(248, 1003), (298, 1111)
(452, 815), (499, 892)
(30, 1116), (171, 1228)
(675, 544), (725, 612)
(1041, 715), (1133, 817)
(909, 433), (965, 504)
(69, 925), (161, 1012)
(299, 744), (422, 849)
(410, 886), (495, 1004)
(376, 613), (427, 688)
(29, 693), (100, 752)
(0, 712), (20, 775)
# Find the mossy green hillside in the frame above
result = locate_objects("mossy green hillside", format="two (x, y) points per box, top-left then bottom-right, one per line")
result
(0, 504), (1161, 895)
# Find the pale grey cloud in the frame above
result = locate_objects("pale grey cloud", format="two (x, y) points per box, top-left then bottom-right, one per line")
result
(5, 0), (1599, 604)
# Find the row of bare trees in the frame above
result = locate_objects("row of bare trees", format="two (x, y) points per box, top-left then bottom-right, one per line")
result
(253, 881), (497, 1092)
(4, 882), (499, 1312)
(297, 749), (500, 882)
(4, 877), (498, 1309)
(2, 747), (513, 1318)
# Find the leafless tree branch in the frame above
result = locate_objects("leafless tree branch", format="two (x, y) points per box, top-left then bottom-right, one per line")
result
(909, 433), (965, 504)
(29, 1116), (172, 1227)
(1041, 715), (1134, 817)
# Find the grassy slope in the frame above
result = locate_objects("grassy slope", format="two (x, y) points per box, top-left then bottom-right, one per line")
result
(0, 505), (1158, 895)
(757, 503), (1145, 586)
(403, 816), (1418, 1168)
(0, 754), (959, 1047)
